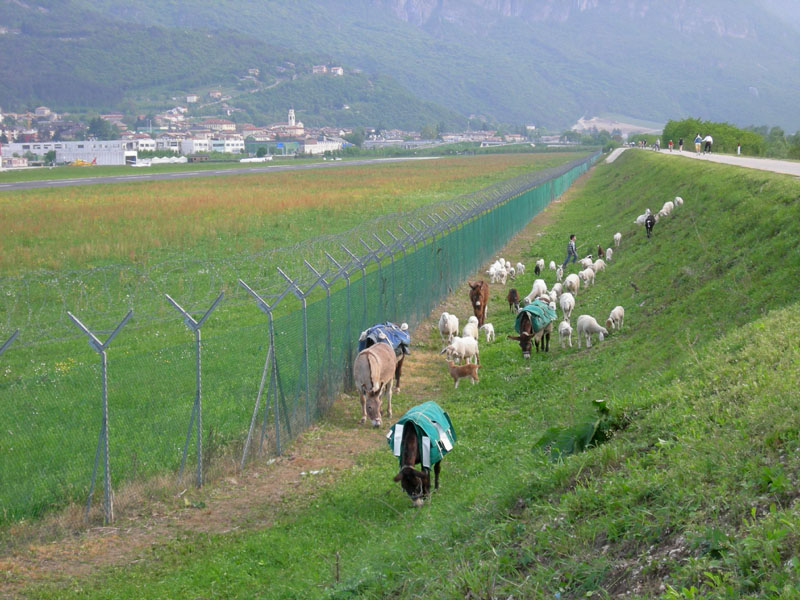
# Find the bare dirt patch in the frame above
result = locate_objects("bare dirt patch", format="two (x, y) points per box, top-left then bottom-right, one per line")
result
(0, 168), (593, 598)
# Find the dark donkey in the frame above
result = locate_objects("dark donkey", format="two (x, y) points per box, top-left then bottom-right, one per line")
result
(394, 424), (440, 507)
(389, 401), (456, 507)
(508, 301), (554, 359)
(468, 280), (489, 327)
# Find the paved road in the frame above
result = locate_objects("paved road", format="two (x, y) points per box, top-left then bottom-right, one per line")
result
(0, 156), (439, 192)
(653, 148), (800, 177)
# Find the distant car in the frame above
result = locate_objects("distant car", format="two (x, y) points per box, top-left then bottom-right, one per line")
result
(334, 157), (342, 161)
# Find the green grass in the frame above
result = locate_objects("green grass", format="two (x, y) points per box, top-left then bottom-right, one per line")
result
(13, 150), (800, 598)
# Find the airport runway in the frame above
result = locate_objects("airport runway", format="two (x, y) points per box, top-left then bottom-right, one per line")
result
(0, 156), (439, 192)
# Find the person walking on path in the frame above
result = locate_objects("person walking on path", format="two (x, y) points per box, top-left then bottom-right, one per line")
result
(737, 142), (741, 156)
(679, 137), (684, 152)
(703, 134), (713, 154)
(668, 140), (674, 152)
(694, 134), (703, 154)
(562, 234), (578, 269)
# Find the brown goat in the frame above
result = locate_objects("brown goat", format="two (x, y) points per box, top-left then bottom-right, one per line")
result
(468, 280), (489, 326)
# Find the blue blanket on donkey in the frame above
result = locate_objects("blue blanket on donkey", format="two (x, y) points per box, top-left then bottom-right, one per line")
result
(357, 322), (411, 356)
(386, 401), (456, 470)
(515, 299), (557, 334)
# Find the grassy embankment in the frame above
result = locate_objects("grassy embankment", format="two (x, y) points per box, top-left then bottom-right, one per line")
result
(16, 150), (800, 598)
(0, 153), (582, 525)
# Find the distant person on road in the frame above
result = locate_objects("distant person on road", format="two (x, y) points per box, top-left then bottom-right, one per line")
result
(655, 139), (661, 151)
(737, 142), (741, 156)
(694, 134), (703, 153)
(703, 134), (713, 154)
(668, 139), (674, 152)
(562, 234), (578, 269)
(678, 137), (684, 152)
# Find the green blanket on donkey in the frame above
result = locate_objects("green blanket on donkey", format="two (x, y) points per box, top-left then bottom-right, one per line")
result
(386, 401), (456, 470)
(515, 299), (557, 334)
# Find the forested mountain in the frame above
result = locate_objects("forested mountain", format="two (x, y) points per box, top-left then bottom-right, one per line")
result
(3, 0), (799, 130)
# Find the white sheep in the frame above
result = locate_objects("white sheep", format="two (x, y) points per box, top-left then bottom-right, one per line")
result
(461, 315), (480, 341)
(558, 320), (573, 348)
(548, 290), (559, 305)
(551, 282), (563, 297)
(635, 209), (651, 225)
(605, 306), (625, 331)
(579, 256), (594, 269)
(563, 273), (580, 296)
(578, 267), (595, 287)
(613, 232), (621, 247)
(559, 292), (575, 322)
(523, 279), (548, 305)
(438, 312), (459, 343)
(658, 200), (674, 218)
(441, 335), (479, 364)
(549, 260), (556, 271)
(556, 265), (564, 282)
(591, 259), (606, 273)
(674, 196), (683, 206)
(576, 315), (608, 348)
(605, 247), (613, 262)
(515, 261), (525, 275)
(479, 323), (495, 343)
(536, 258), (545, 272)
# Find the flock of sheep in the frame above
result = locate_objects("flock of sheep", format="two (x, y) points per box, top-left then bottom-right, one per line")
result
(435, 194), (686, 382)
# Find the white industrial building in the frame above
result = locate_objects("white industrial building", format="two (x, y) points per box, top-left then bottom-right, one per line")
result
(210, 138), (245, 154)
(4, 140), (137, 166)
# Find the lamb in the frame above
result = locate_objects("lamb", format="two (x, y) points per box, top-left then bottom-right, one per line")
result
(605, 306), (625, 331)
(461, 316), (480, 341)
(551, 282), (563, 297)
(578, 267), (595, 287)
(536, 258), (545, 272)
(645, 213), (656, 238)
(635, 209), (651, 225)
(446, 360), (480, 389)
(547, 290), (559, 305)
(548, 260), (556, 271)
(559, 292), (575, 322)
(515, 261), (525, 275)
(534, 263), (541, 276)
(597, 245), (605, 259)
(576, 315), (609, 348)
(441, 335), (479, 365)
(438, 312), (459, 342)
(605, 247), (613, 262)
(523, 279), (548, 305)
(558, 320), (573, 348)
(591, 258), (606, 273)
(556, 266), (564, 282)
(613, 232), (621, 247)
(479, 323), (495, 343)
(674, 196), (683, 206)
(579, 256), (594, 269)
(658, 200), (674, 218)
(563, 273), (580, 296)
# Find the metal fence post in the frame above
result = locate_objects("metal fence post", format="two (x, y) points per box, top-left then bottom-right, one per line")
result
(277, 266), (328, 427)
(359, 238), (383, 322)
(341, 244), (368, 333)
(325, 252), (355, 389)
(165, 291), (224, 488)
(68, 310), (132, 525)
(304, 260), (333, 402)
(0, 330), (19, 359)
(238, 279), (294, 466)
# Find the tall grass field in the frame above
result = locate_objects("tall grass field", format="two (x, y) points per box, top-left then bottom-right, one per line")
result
(13, 151), (800, 598)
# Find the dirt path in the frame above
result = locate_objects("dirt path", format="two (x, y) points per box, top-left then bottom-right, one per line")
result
(0, 170), (591, 598)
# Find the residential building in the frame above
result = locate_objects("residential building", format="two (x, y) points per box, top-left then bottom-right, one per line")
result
(312, 65), (328, 74)
(186, 94), (199, 103)
(210, 138), (244, 154)
(330, 66), (344, 76)
(201, 118), (236, 132)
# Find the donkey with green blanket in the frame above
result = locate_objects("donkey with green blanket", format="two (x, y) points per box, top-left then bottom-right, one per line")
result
(387, 401), (456, 506)
(508, 299), (557, 358)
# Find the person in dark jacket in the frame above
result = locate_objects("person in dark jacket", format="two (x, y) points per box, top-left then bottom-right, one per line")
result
(562, 234), (578, 268)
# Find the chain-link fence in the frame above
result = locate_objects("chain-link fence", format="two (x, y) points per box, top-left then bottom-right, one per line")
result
(0, 152), (599, 524)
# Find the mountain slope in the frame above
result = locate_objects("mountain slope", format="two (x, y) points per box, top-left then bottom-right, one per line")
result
(82, 0), (800, 130)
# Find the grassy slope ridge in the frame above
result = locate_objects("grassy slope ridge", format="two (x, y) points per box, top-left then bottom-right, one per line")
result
(24, 152), (800, 599)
